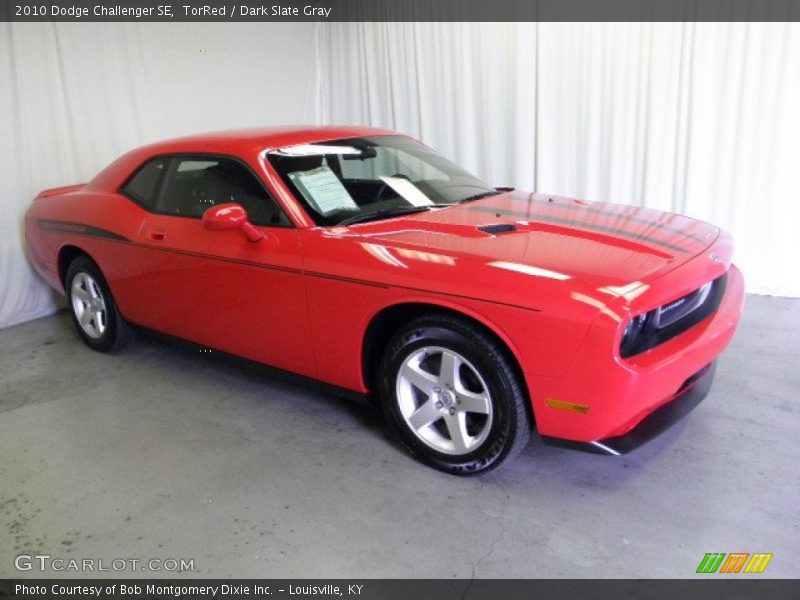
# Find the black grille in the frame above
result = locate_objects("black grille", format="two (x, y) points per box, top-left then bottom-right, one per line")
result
(659, 295), (691, 323)
(620, 273), (728, 358)
(655, 281), (713, 329)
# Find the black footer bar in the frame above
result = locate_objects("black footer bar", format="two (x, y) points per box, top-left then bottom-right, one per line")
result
(2, 579), (799, 600)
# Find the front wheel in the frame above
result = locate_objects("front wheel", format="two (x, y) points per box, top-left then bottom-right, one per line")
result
(378, 315), (531, 475)
(65, 255), (135, 352)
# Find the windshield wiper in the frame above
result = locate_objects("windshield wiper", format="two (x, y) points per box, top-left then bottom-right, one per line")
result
(458, 191), (503, 204)
(338, 205), (440, 226)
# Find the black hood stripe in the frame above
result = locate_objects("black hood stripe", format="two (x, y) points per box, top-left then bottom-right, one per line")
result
(38, 219), (131, 242)
(464, 205), (692, 254)
(507, 194), (711, 245)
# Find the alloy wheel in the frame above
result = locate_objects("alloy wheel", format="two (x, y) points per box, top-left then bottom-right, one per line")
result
(70, 272), (107, 339)
(395, 345), (493, 455)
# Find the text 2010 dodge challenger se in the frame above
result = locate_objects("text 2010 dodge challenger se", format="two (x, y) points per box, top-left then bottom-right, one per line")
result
(24, 126), (745, 474)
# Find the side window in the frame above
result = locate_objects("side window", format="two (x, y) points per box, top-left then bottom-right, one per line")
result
(155, 157), (290, 226)
(121, 158), (168, 209)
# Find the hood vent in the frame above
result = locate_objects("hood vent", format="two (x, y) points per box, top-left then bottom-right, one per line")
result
(478, 223), (516, 235)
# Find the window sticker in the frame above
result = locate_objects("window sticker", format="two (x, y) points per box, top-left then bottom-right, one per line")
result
(288, 166), (359, 215)
(379, 176), (434, 207)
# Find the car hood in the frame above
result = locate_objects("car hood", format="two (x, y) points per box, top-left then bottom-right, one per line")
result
(346, 191), (720, 296)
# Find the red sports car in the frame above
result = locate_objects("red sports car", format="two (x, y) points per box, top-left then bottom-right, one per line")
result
(24, 126), (745, 474)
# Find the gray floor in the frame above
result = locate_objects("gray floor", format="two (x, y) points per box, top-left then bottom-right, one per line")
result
(1, 295), (798, 579)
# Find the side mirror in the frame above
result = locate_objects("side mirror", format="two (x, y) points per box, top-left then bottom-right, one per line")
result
(202, 203), (263, 242)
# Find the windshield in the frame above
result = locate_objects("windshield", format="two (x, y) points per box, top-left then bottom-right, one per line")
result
(267, 135), (498, 226)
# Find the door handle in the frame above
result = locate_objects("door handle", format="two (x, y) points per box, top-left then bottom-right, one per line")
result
(149, 230), (166, 241)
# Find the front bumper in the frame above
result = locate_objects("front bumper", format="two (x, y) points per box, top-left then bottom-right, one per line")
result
(525, 263), (745, 450)
(541, 362), (715, 455)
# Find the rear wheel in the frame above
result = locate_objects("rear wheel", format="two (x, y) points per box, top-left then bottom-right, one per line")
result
(65, 256), (134, 352)
(378, 314), (530, 475)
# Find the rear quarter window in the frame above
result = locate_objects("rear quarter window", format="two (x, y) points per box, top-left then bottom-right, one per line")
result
(121, 158), (168, 209)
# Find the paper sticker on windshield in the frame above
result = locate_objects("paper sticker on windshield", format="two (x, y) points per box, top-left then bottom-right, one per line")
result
(379, 176), (433, 207)
(288, 166), (359, 215)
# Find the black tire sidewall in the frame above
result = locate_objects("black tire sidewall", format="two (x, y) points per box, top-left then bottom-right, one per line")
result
(378, 320), (522, 475)
(65, 257), (120, 353)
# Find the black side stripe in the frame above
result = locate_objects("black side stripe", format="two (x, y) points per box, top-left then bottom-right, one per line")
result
(39, 219), (383, 287)
(509, 194), (711, 245)
(38, 219), (131, 242)
(135, 243), (389, 289)
(464, 205), (692, 254)
(136, 243), (303, 277)
(136, 243), (540, 310)
(37, 218), (542, 311)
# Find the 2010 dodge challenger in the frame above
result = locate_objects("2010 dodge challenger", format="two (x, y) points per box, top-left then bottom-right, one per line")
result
(24, 126), (745, 474)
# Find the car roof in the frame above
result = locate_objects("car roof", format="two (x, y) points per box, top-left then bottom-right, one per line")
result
(88, 125), (403, 193)
(142, 125), (400, 154)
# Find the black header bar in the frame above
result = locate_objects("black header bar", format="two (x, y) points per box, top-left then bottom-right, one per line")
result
(2, 0), (800, 22)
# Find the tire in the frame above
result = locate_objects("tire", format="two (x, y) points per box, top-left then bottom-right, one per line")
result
(65, 255), (135, 352)
(377, 314), (531, 475)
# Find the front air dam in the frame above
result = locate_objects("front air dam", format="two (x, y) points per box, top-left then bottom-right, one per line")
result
(540, 362), (716, 455)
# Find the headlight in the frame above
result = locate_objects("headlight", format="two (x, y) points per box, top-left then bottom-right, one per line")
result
(620, 312), (650, 356)
(619, 275), (726, 358)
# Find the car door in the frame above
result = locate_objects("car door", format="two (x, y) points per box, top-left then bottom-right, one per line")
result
(119, 154), (316, 378)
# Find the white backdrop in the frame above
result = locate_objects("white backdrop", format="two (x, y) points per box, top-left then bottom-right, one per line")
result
(318, 22), (800, 298)
(3, 22), (799, 329)
(0, 22), (318, 328)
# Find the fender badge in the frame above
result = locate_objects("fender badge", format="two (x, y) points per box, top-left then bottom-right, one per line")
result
(708, 253), (722, 263)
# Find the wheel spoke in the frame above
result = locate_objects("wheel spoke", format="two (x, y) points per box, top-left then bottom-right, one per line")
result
(72, 286), (90, 302)
(400, 362), (439, 396)
(445, 412), (470, 453)
(439, 351), (461, 388)
(88, 280), (101, 299)
(408, 399), (441, 430)
(457, 389), (490, 415)
(79, 308), (93, 328)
